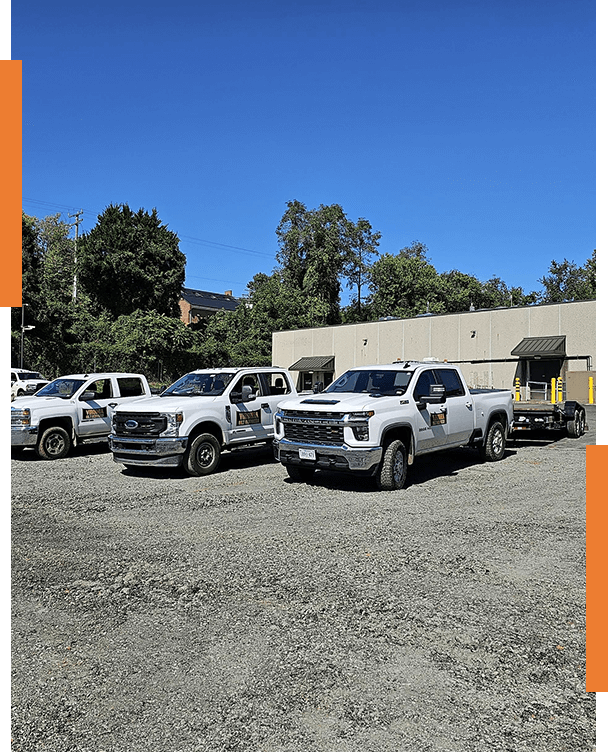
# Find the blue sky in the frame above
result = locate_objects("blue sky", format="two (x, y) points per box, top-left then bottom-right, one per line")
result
(14, 0), (595, 301)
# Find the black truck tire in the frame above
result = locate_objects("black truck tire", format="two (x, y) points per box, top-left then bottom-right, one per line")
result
(479, 421), (506, 462)
(184, 433), (221, 476)
(37, 426), (72, 460)
(375, 439), (407, 491)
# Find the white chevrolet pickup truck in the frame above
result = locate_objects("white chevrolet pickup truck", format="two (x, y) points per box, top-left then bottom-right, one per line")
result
(274, 360), (514, 490)
(108, 366), (297, 476)
(11, 372), (152, 460)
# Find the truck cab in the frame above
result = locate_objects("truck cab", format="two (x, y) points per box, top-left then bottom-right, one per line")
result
(274, 361), (513, 490)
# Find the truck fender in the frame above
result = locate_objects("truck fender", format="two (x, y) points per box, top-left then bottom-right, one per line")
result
(483, 409), (509, 438)
(38, 415), (75, 443)
(563, 401), (581, 419)
(186, 420), (225, 449)
(379, 423), (416, 464)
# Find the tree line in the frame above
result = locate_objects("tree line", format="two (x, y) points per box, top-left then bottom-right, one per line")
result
(14, 201), (596, 384)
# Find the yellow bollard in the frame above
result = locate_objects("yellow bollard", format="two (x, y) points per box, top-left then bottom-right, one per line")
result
(589, 376), (595, 405)
(515, 377), (521, 402)
(557, 377), (563, 402)
(551, 378), (556, 404)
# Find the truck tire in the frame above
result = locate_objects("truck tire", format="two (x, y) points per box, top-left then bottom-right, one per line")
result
(479, 421), (506, 462)
(37, 426), (72, 460)
(375, 439), (407, 491)
(184, 433), (221, 477)
(285, 464), (316, 482)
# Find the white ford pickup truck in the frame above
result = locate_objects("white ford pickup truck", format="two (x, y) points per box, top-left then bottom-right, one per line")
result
(11, 372), (152, 460)
(108, 366), (297, 476)
(274, 360), (514, 490)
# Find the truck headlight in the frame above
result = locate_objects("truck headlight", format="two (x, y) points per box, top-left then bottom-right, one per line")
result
(348, 411), (374, 441)
(162, 412), (184, 436)
(11, 407), (31, 426)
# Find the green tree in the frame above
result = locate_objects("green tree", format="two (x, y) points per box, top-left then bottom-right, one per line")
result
(367, 242), (440, 319)
(276, 200), (366, 325)
(76, 204), (186, 317)
(343, 218), (381, 318)
(539, 250), (596, 302)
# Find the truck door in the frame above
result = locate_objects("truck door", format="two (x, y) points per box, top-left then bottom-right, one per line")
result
(435, 368), (475, 447)
(258, 371), (293, 433)
(228, 374), (268, 444)
(77, 378), (117, 437)
(411, 370), (448, 452)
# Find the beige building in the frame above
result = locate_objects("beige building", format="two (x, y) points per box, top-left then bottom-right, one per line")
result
(272, 300), (596, 403)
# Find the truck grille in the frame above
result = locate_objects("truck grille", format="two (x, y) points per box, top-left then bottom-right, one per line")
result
(282, 410), (345, 446)
(114, 412), (167, 437)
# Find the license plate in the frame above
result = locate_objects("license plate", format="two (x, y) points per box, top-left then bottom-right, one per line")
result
(299, 448), (316, 461)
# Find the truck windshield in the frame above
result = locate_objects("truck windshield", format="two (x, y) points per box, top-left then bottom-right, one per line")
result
(20, 372), (43, 380)
(35, 379), (86, 399)
(325, 370), (413, 396)
(162, 372), (233, 397)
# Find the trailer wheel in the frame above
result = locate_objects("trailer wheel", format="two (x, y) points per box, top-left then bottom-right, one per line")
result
(375, 439), (407, 491)
(567, 409), (584, 438)
(479, 421), (506, 462)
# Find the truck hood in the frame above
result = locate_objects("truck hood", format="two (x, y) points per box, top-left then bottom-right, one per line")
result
(279, 392), (390, 413)
(11, 395), (76, 410)
(114, 395), (213, 413)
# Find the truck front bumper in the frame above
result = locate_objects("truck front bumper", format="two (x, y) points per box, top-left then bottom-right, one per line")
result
(274, 439), (383, 474)
(11, 426), (38, 448)
(108, 434), (188, 467)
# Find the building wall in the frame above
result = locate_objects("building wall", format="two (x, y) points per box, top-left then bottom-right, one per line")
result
(272, 300), (596, 393)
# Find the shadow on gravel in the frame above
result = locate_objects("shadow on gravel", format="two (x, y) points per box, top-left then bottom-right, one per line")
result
(118, 444), (276, 480)
(282, 446), (519, 493)
(11, 442), (111, 462)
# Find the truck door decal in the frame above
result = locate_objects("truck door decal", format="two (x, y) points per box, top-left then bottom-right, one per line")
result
(430, 411), (447, 426)
(236, 410), (261, 426)
(83, 407), (107, 420)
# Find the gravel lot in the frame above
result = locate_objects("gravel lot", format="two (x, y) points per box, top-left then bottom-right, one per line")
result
(12, 411), (595, 752)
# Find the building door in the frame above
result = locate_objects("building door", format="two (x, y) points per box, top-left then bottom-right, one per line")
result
(525, 358), (563, 399)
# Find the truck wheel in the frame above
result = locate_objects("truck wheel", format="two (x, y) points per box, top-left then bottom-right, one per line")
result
(185, 433), (221, 476)
(479, 421), (505, 462)
(375, 439), (407, 491)
(17, 389), (24, 396)
(285, 464), (316, 482)
(37, 426), (72, 460)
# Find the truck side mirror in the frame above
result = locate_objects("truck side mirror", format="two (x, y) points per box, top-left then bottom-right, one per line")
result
(417, 384), (446, 409)
(230, 385), (256, 403)
(80, 391), (96, 402)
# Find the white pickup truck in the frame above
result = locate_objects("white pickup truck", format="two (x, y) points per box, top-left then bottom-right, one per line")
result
(11, 368), (49, 400)
(11, 372), (152, 460)
(274, 360), (514, 490)
(108, 366), (297, 476)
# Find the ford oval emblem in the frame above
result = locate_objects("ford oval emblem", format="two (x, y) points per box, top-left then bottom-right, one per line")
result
(125, 420), (138, 429)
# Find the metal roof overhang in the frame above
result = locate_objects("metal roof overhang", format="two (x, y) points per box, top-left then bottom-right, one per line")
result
(510, 336), (566, 359)
(289, 356), (335, 371)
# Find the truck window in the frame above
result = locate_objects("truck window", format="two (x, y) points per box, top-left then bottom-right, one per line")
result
(233, 374), (261, 397)
(435, 369), (465, 397)
(413, 371), (438, 401)
(86, 379), (114, 400)
(117, 377), (145, 397)
(261, 372), (291, 395)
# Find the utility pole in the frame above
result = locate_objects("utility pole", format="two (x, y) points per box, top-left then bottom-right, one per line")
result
(68, 210), (83, 301)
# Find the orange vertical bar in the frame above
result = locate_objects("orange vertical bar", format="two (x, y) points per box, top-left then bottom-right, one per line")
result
(0, 60), (22, 307)
(587, 445), (608, 691)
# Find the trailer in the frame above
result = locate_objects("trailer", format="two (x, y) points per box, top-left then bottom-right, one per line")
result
(512, 400), (587, 438)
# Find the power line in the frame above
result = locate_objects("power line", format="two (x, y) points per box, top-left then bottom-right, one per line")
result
(22, 198), (276, 260)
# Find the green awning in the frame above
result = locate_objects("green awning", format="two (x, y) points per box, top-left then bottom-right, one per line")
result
(289, 356), (335, 371)
(511, 336), (566, 358)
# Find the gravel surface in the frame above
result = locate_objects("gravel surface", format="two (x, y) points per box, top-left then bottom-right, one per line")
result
(12, 411), (595, 752)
